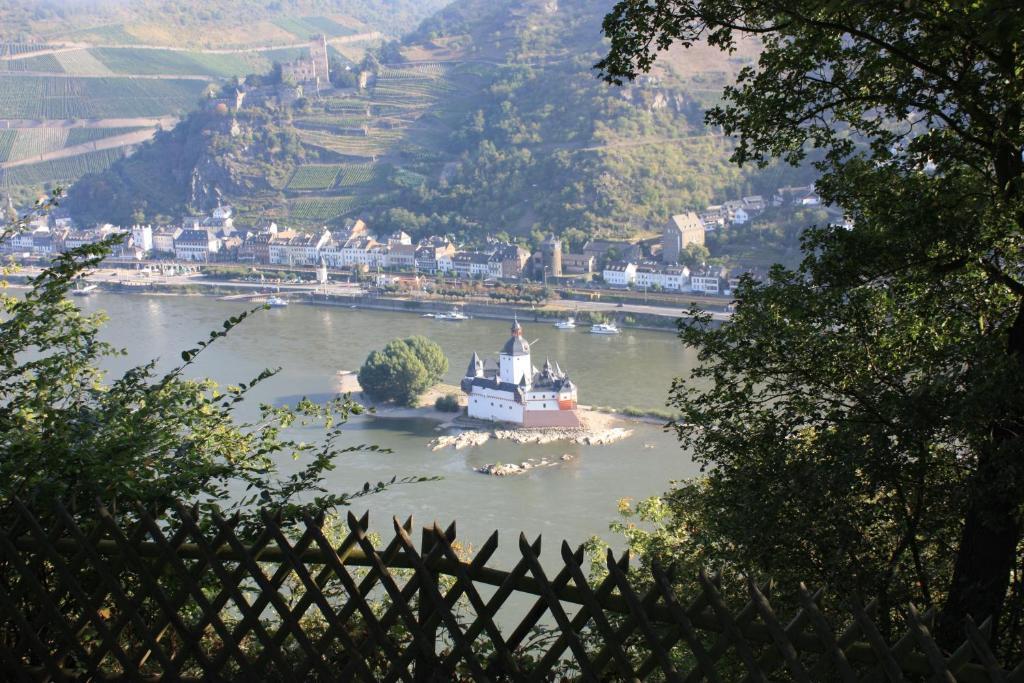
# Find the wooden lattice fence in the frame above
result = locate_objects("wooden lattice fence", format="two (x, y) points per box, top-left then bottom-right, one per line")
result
(0, 499), (1019, 682)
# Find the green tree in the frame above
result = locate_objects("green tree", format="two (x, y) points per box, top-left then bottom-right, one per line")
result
(358, 337), (448, 406)
(403, 335), (449, 382)
(600, 0), (1024, 653)
(0, 197), (418, 528)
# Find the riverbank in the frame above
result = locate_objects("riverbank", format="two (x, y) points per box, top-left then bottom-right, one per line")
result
(4, 265), (729, 333)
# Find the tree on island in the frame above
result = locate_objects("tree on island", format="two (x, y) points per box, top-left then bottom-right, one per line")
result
(358, 336), (449, 406)
(600, 0), (1024, 656)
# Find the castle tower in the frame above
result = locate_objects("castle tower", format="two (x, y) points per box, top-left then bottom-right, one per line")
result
(499, 318), (532, 386)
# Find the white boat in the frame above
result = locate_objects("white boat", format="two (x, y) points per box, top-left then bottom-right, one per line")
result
(435, 308), (470, 321)
(71, 284), (98, 296)
(554, 317), (576, 329)
(590, 322), (620, 335)
(266, 295), (289, 308)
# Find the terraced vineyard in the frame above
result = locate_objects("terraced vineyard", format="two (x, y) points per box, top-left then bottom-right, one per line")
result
(0, 147), (124, 187)
(288, 196), (359, 221)
(286, 164), (342, 190)
(337, 163), (379, 187)
(0, 75), (209, 119)
(296, 128), (400, 159)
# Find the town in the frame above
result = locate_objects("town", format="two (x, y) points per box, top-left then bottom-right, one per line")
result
(3, 183), (837, 297)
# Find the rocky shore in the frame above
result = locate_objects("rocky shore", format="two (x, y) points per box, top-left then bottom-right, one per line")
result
(429, 425), (633, 452)
(476, 454), (575, 476)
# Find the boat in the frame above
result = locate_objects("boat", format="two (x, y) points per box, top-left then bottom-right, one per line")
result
(554, 317), (576, 329)
(435, 308), (470, 321)
(266, 296), (289, 308)
(71, 284), (98, 296)
(590, 322), (620, 335)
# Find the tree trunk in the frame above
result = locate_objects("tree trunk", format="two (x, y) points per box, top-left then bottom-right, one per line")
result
(937, 302), (1024, 651)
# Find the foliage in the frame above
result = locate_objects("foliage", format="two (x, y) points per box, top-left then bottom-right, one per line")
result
(357, 336), (449, 406)
(599, 0), (1024, 657)
(434, 393), (461, 412)
(0, 196), (421, 528)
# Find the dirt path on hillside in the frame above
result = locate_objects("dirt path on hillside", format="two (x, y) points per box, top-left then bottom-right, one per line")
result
(0, 70), (214, 81)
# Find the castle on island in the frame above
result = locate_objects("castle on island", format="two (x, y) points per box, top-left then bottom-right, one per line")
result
(460, 319), (581, 428)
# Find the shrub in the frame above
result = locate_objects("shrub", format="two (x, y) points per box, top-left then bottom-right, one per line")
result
(434, 394), (461, 412)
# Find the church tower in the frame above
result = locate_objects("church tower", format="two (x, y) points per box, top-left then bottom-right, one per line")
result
(499, 318), (532, 386)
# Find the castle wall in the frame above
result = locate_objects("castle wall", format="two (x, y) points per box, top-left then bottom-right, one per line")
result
(468, 387), (524, 423)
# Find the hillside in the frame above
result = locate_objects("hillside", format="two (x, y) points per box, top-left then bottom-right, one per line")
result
(0, 1), (448, 48)
(62, 0), (818, 262)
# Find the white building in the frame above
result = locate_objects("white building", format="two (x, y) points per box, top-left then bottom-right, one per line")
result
(461, 320), (581, 428)
(690, 267), (728, 295)
(174, 229), (220, 261)
(131, 225), (153, 253)
(634, 262), (690, 291)
(603, 261), (637, 287)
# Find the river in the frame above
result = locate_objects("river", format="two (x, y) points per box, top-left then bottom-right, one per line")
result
(77, 293), (703, 565)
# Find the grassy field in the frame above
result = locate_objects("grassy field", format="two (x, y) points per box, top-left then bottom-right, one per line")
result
(0, 147), (125, 187)
(0, 75), (209, 119)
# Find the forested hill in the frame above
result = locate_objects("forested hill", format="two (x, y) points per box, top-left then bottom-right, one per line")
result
(64, 0), (818, 252)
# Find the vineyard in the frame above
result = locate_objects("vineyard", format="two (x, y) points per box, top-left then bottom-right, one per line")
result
(0, 53), (64, 72)
(65, 126), (148, 146)
(54, 49), (113, 75)
(296, 128), (400, 159)
(288, 195), (359, 221)
(271, 16), (357, 39)
(91, 48), (256, 78)
(0, 75), (209, 119)
(0, 147), (124, 187)
(3, 128), (69, 163)
(337, 163), (379, 187)
(0, 44), (61, 58)
(286, 164), (342, 190)
(0, 131), (14, 161)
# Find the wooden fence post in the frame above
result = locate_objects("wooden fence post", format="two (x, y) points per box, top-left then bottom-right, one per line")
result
(415, 526), (439, 682)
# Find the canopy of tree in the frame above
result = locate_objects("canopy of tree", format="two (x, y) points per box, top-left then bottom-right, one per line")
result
(599, 0), (1024, 659)
(357, 336), (448, 406)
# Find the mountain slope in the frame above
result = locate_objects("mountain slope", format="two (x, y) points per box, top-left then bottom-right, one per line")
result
(64, 0), (817, 255)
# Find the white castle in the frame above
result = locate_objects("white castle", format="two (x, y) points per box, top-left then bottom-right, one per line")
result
(460, 319), (581, 428)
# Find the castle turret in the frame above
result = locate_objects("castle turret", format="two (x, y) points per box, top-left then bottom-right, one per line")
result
(499, 318), (532, 387)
